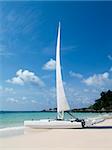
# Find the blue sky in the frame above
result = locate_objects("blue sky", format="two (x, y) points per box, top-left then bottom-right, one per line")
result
(0, 1), (112, 111)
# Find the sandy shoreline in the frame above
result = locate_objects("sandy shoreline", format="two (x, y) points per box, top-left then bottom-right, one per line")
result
(0, 119), (112, 150)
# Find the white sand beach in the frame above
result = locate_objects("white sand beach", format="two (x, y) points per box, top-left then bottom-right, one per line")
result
(0, 118), (112, 150)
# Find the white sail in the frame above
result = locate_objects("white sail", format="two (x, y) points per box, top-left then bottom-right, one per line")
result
(56, 22), (70, 119)
(24, 23), (84, 129)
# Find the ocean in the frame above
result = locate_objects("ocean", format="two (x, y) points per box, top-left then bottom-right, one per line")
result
(0, 111), (111, 129)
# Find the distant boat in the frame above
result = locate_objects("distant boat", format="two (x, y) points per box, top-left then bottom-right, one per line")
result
(24, 23), (84, 128)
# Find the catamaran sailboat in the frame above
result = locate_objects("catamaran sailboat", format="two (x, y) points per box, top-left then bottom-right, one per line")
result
(24, 23), (85, 128)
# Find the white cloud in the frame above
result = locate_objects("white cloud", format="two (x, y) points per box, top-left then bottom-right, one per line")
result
(6, 69), (44, 86)
(22, 96), (27, 100)
(0, 44), (14, 57)
(20, 97), (29, 104)
(108, 54), (112, 60)
(91, 89), (99, 93)
(7, 77), (24, 85)
(7, 98), (18, 103)
(64, 84), (93, 108)
(69, 71), (83, 79)
(109, 67), (112, 72)
(5, 87), (14, 93)
(0, 86), (2, 91)
(83, 72), (110, 86)
(31, 100), (37, 104)
(43, 59), (56, 71)
(0, 86), (15, 94)
(83, 89), (89, 92)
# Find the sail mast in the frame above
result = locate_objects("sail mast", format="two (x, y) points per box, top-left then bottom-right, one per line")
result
(56, 22), (70, 120)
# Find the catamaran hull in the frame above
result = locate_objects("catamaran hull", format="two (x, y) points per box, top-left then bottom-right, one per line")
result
(24, 119), (82, 129)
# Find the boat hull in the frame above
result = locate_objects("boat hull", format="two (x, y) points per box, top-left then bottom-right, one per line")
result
(24, 119), (82, 129)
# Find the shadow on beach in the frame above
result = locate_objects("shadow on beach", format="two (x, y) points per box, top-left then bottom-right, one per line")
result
(84, 126), (112, 129)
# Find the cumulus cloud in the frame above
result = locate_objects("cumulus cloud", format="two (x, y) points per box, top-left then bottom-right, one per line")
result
(7, 77), (24, 85)
(108, 54), (112, 60)
(69, 71), (83, 79)
(43, 59), (56, 71)
(83, 72), (110, 86)
(6, 69), (44, 86)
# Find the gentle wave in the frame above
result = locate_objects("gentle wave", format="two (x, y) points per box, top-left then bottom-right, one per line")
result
(0, 126), (25, 137)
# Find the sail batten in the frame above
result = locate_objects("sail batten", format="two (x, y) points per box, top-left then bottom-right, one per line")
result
(56, 22), (70, 118)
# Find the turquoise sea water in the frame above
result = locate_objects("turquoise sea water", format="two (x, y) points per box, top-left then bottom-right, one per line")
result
(0, 111), (111, 129)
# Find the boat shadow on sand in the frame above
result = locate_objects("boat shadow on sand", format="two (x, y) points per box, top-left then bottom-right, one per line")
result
(84, 126), (112, 129)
